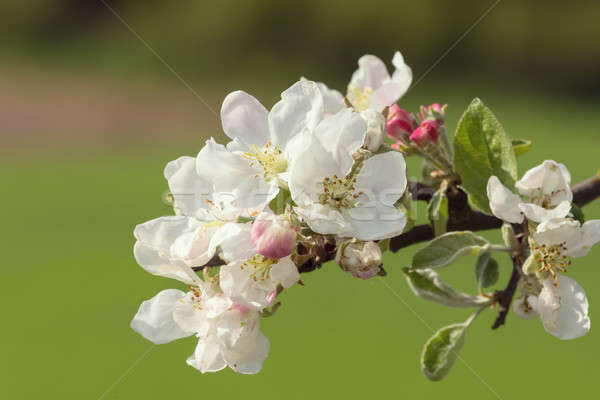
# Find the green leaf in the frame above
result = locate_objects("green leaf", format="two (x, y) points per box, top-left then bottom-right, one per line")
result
(403, 268), (490, 308)
(269, 188), (292, 214)
(475, 253), (499, 289)
(427, 180), (449, 237)
(421, 323), (468, 381)
(570, 205), (585, 224)
(511, 138), (532, 156)
(453, 98), (518, 213)
(412, 231), (490, 269)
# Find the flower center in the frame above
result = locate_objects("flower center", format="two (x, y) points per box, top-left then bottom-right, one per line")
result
(347, 84), (373, 112)
(240, 254), (278, 282)
(243, 141), (287, 180)
(318, 175), (362, 209)
(532, 242), (572, 286)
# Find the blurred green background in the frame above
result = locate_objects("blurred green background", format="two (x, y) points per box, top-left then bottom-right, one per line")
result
(1, 1), (599, 399)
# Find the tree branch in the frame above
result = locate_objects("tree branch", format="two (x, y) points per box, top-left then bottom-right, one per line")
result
(572, 173), (600, 208)
(491, 256), (522, 329)
(195, 175), (600, 272)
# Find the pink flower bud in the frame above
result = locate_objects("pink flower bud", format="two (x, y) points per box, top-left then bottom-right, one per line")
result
(386, 104), (416, 141)
(336, 240), (382, 280)
(419, 103), (446, 122)
(409, 120), (440, 148)
(250, 214), (297, 259)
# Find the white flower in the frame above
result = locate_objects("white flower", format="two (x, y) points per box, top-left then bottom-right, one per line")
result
(347, 51), (412, 112)
(487, 160), (573, 223)
(131, 287), (270, 374)
(289, 121), (407, 240)
(196, 79), (328, 205)
(532, 217), (600, 261)
(536, 275), (590, 340)
(314, 51), (412, 113)
(211, 222), (300, 310)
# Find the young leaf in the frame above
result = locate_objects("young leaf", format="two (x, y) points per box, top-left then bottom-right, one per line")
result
(453, 98), (518, 214)
(511, 138), (532, 156)
(474, 253), (499, 289)
(412, 231), (489, 269)
(403, 268), (490, 308)
(421, 323), (468, 381)
(427, 180), (449, 236)
(570, 205), (585, 224)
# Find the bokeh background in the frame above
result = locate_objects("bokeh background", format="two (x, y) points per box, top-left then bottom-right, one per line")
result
(2, 1), (599, 399)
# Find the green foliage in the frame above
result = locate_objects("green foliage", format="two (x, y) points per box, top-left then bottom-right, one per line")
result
(412, 231), (489, 269)
(453, 98), (518, 214)
(571, 205), (585, 224)
(403, 268), (489, 308)
(421, 322), (468, 381)
(427, 180), (449, 237)
(511, 139), (532, 156)
(474, 253), (499, 289)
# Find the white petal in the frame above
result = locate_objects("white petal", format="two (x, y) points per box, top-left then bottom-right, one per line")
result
(370, 81), (409, 113)
(315, 81), (345, 115)
(196, 139), (279, 216)
(172, 292), (208, 334)
(537, 276), (590, 340)
(224, 331), (270, 375)
(567, 219), (600, 258)
(293, 204), (352, 236)
(345, 204), (407, 241)
(533, 218), (581, 248)
(187, 332), (227, 373)
(518, 200), (571, 223)
(133, 242), (198, 284)
(219, 262), (276, 310)
(221, 91), (269, 146)
(268, 80), (324, 148)
(209, 222), (256, 262)
(390, 51), (412, 93)
(486, 176), (524, 223)
(130, 289), (190, 344)
(314, 108), (366, 171)
(516, 160), (572, 205)
(288, 136), (344, 206)
(164, 156), (212, 218)
(133, 216), (204, 283)
(355, 152), (407, 203)
(350, 54), (390, 91)
(269, 257), (300, 289)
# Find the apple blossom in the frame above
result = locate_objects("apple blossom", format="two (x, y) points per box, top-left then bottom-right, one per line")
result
(487, 160), (574, 224)
(131, 286), (270, 374)
(211, 222), (300, 310)
(290, 132), (408, 240)
(347, 51), (413, 112)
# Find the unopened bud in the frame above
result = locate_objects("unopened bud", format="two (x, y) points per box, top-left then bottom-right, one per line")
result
(336, 240), (382, 279)
(361, 109), (386, 152)
(409, 120), (440, 147)
(386, 104), (416, 141)
(418, 103), (446, 123)
(251, 214), (297, 259)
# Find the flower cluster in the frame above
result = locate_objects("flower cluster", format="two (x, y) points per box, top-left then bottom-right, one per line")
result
(487, 161), (600, 339)
(130, 51), (426, 374)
